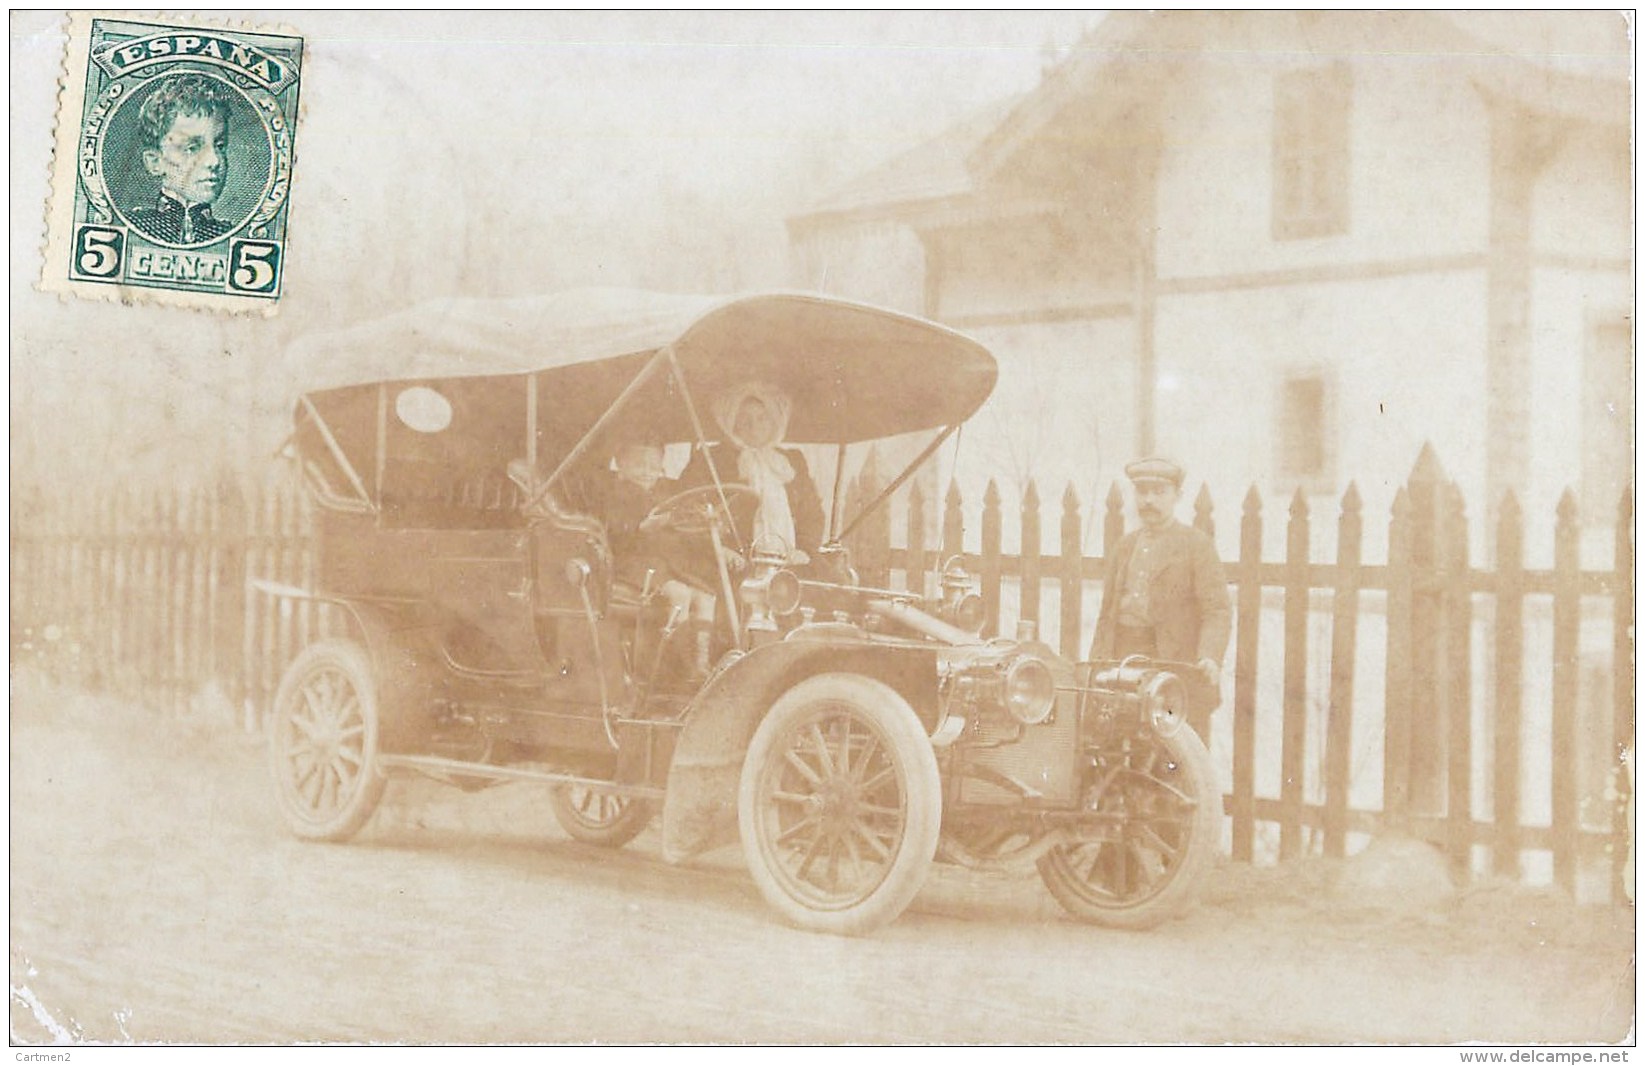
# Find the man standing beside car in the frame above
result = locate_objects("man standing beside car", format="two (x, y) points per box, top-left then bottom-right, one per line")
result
(1090, 457), (1231, 742)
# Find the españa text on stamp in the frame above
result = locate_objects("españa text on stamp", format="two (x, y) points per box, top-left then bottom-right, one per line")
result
(42, 13), (303, 310)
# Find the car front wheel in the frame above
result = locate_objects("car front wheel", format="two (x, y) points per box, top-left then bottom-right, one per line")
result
(268, 639), (387, 842)
(738, 673), (941, 936)
(1036, 722), (1220, 929)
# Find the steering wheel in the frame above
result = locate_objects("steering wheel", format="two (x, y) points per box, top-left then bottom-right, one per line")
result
(641, 482), (758, 535)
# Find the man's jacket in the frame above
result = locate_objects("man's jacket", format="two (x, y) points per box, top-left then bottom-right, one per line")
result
(1089, 521), (1232, 710)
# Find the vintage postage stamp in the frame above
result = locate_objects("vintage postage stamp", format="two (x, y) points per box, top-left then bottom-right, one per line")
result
(41, 12), (304, 311)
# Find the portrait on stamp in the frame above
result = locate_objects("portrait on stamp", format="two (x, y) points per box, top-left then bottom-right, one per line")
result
(41, 15), (302, 306)
(104, 71), (261, 246)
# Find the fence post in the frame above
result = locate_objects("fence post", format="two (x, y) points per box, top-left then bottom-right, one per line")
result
(110, 489), (130, 696)
(144, 491), (164, 704)
(1443, 484), (1474, 880)
(217, 477), (249, 722)
(1231, 485), (1262, 862)
(906, 480), (928, 598)
(862, 453), (892, 588)
(845, 448), (890, 587)
(247, 481), (273, 730)
(1551, 488), (1580, 894)
(1059, 484), (1082, 661)
(1406, 444), (1447, 818)
(1384, 487), (1414, 829)
(1193, 483), (1215, 540)
(1324, 483), (1362, 859)
(1280, 488), (1310, 860)
(942, 480), (964, 563)
(842, 454), (869, 575)
(165, 486), (184, 714)
(1103, 481), (1125, 557)
(120, 491), (139, 698)
(980, 480), (1001, 639)
(160, 487), (175, 711)
(1493, 491), (1524, 878)
(88, 491), (111, 689)
(1613, 487), (1634, 901)
(1020, 480), (1041, 633)
(191, 486), (213, 705)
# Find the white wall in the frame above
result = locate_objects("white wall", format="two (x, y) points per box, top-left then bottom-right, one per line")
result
(1526, 267), (1634, 567)
(1531, 119), (1631, 261)
(1521, 118), (1634, 565)
(1153, 270), (1490, 564)
(1152, 53), (1492, 281)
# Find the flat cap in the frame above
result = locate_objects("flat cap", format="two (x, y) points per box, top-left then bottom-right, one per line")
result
(1125, 456), (1185, 488)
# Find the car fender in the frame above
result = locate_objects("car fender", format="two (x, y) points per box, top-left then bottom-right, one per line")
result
(256, 580), (438, 749)
(660, 638), (940, 863)
(331, 600), (449, 749)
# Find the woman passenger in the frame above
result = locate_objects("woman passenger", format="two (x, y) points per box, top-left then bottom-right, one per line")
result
(680, 382), (823, 566)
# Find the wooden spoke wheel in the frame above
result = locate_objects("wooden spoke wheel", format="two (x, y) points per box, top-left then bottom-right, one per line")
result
(1036, 724), (1220, 930)
(738, 673), (941, 936)
(268, 640), (386, 842)
(548, 784), (653, 848)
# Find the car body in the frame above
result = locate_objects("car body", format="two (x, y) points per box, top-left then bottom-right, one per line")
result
(267, 288), (1220, 934)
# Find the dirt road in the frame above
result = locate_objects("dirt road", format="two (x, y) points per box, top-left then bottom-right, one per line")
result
(10, 673), (1634, 1044)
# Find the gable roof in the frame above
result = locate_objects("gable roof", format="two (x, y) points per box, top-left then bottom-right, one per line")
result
(970, 10), (1630, 179)
(789, 93), (1022, 227)
(793, 11), (1631, 230)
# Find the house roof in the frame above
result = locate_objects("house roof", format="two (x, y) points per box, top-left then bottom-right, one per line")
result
(789, 93), (1023, 226)
(794, 11), (1631, 228)
(972, 10), (1630, 179)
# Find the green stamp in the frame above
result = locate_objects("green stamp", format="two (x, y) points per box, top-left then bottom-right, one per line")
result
(43, 13), (303, 310)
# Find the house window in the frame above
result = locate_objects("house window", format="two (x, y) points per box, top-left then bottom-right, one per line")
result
(1272, 63), (1351, 240)
(1582, 313), (1633, 518)
(1277, 371), (1332, 483)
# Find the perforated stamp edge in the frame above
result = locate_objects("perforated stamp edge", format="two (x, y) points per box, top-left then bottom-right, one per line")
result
(38, 11), (306, 316)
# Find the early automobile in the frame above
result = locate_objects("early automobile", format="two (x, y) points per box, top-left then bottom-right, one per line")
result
(267, 289), (1221, 935)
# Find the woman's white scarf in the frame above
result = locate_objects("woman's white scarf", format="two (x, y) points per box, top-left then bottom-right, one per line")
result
(714, 383), (796, 555)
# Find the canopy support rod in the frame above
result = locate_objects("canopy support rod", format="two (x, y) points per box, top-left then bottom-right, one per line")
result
(373, 384), (387, 504)
(666, 347), (746, 554)
(836, 424), (958, 543)
(827, 442), (848, 542)
(300, 395), (375, 511)
(532, 349), (669, 511)
(526, 372), (538, 471)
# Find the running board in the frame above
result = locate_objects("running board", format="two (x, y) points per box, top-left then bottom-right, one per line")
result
(376, 753), (666, 800)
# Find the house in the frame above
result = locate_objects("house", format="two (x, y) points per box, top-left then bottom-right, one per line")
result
(788, 11), (1632, 566)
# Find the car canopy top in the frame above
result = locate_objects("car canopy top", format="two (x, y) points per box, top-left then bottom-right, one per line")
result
(288, 289), (997, 516)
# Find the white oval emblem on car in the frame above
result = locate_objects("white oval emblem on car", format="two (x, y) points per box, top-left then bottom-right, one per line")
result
(394, 386), (452, 433)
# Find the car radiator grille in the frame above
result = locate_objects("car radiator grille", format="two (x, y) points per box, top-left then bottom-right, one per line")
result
(954, 700), (1080, 807)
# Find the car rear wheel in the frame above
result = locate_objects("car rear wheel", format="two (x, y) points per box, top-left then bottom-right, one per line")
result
(268, 639), (386, 842)
(738, 673), (941, 936)
(1036, 723), (1220, 930)
(548, 784), (653, 847)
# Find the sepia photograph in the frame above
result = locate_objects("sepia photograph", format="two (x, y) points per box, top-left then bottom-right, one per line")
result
(10, 9), (1636, 1046)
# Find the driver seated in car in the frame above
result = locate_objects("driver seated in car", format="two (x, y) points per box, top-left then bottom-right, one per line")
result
(601, 440), (718, 680)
